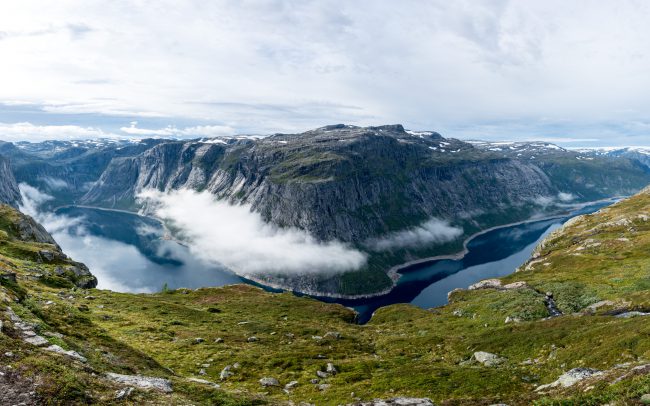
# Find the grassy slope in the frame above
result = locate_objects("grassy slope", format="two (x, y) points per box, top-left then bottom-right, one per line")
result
(6, 191), (650, 404)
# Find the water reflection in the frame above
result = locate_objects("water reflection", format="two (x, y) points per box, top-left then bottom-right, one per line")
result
(53, 207), (244, 293)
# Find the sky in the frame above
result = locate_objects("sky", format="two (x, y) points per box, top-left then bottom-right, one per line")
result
(1, 1), (650, 146)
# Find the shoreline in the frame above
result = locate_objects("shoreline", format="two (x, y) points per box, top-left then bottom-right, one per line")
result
(54, 197), (620, 301)
(267, 196), (621, 300)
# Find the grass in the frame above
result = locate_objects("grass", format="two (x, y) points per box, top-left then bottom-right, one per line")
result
(6, 189), (650, 404)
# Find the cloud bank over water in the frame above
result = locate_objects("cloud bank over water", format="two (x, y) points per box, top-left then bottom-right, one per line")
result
(138, 189), (367, 275)
(367, 219), (463, 251)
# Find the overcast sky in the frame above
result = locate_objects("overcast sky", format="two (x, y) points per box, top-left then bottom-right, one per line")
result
(1, 1), (650, 146)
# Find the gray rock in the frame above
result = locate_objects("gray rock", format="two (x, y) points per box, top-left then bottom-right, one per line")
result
(198, 369), (206, 376)
(350, 398), (434, 406)
(23, 335), (49, 347)
(473, 351), (505, 366)
(316, 370), (329, 379)
(641, 393), (650, 404)
(468, 279), (502, 290)
(44, 345), (87, 363)
(247, 336), (258, 342)
(220, 365), (233, 380)
(535, 368), (602, 391)
(187, 378), (220, 388)
(259, 377), (280, 387)
(317, 384), (331, 391)
(193, 337), (205, 344)
(324, 331), (341, 339)
(115, 387), (134, 400)
(616, 311), (650, 318)
(285, 380), (299, 390)
(105, 372), (173, 393)
(326, 363), (338, 375)
(214, 337), (224, 343)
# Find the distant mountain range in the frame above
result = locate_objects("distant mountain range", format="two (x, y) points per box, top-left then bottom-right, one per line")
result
(1, 125), (650, 296)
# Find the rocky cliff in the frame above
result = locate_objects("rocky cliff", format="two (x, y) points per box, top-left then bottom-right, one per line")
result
(0, 155), (21, 207)
(82, 125), (649, 242)
(75, 125), (650, 295)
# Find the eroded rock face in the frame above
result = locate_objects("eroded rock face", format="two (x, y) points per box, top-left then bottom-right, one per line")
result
(0, 156), (21, 207)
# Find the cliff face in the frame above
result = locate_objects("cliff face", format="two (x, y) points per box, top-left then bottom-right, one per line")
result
(82, 125), (649, 243)
(0, 155), (21, 207)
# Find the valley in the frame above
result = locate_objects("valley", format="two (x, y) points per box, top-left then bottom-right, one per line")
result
(2, 125), (649, 298)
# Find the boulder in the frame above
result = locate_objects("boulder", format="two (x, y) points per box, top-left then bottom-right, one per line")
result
(473, 351), (505, 366)
(220, 365), (233, 380)
(259, 377), (280, 387)
(105, 372), (173, 393)
(44, 345), (87, 363)
(535, 368), (602, 391)
(468, 279), (502, 290)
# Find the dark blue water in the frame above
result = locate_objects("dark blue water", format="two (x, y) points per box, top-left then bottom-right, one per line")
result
(51, 202), (610, 321)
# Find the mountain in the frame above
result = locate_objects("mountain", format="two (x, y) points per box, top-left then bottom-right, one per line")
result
(572, 146), (650, 170)
(0, 155), (21, 207)
(4, 186), (650, 404)
(0, 138), (166, 208)
(76, 125), (650, 296)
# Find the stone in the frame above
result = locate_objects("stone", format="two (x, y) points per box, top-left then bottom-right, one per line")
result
(310, 379), (319, 384)
(105, 372), (173, 393)
(324, 331), (341, 340)
(259, 377), (280, 387)
(503, 281), (528, 290)
(535, 368), (602, 391)
(220, 365), (233, 380)
(641, 394), (650, 404)
(473, 351), (505, 366)
(468, 279), (502, 290)
(505, 316), (521, 324)
(214, 337), (224, 343)
(318, 384), (331, 391)
(285, 380), (299, 390)
(351, 398), (434, 406)
(193, 337), (205, 344)
(24, 335), (49, 347)
(44, 345), (87, 363)
(247, 336), (258, 342)
(316, 370), (329, 379)
(187, 378), (220, 388)
(115, 387), (134, 400)
(198, 369), (206, 376)
(326, 363), (338, 375)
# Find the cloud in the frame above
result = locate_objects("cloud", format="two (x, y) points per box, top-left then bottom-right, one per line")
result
(120, 122), (235, 137)
(1, 1), (650, 143)
(367, 219), (463, 251)
(557, 192), (575, 202)
(137, 189), (367, 275)
(0, 122), (115, 141)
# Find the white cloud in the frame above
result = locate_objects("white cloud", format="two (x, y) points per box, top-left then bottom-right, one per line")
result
(0, 122), (114, 141)
(137, 189), (367, 275)
(0, 1), (649, 142)
(120, 122), (235, 137)
(367, 219), (463, 251)
(557, 192), (575, 202)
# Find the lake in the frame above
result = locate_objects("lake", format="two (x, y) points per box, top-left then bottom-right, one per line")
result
(51, 202), (611, 322)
